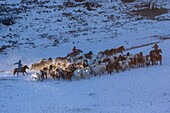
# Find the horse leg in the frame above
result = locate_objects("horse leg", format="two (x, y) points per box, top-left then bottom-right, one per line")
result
(160, 60), (162, 65)
(22, 72), (25, 76)
(25, 71), (28, 75)
(13, 71), (16, 76)
(142, 61), (144, 67)
(160, 55), (162, 65)
(155, 60), (158, 65)
(17, 72), (19, 76)
(45, 73), (47, 79)
(116, 69), (119, 73)
(151, 59), (154, 65)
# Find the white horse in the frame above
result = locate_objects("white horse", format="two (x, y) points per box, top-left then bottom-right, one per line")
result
(74, 67), (91, 80)
(74, 67), (82, 81)
(90, 64), (101, 76)
(81, 67), (91, 80)
(31, 71), (43, 81)
(90, 61), (108, 76)
(119, 60), (130, 72)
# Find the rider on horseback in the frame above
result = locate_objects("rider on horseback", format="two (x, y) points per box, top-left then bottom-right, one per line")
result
(14, 60), (23, 71)
(72, 46), (77, 54)
(152, 43), (158, 50)
(152, 43), (161, 55)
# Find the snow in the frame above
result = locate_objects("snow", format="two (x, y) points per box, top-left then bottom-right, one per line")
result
(1, 46), (170, 113)
(0, 0), (170, 113)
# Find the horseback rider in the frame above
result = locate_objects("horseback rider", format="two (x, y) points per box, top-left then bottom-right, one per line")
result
(152, 43), (158, 50)
(152, 43), (161, 54)
(72, 46), (77, 54)
(14, 60), (23, 71)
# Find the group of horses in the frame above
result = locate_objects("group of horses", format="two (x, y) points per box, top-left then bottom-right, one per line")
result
(13, 45), (162, 82)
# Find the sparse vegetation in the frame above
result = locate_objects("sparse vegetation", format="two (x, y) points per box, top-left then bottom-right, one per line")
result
(0, 16), (16, 26)
(122, 0), (135, 3)
(0, 0), (169, 54)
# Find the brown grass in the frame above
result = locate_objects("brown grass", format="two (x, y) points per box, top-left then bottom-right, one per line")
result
(132, 8), (168, 20)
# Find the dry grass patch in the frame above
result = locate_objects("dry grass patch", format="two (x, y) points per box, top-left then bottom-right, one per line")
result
(132, 8), (168, 19)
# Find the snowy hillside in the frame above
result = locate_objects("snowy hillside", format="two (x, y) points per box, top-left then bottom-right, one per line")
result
(0, 0), (170, 71)
(0, 0), (170, 113)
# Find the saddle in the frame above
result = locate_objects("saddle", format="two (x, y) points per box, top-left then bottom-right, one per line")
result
(17, 67), (22, 71)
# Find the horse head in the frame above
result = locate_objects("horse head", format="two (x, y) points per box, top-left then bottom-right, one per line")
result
(76, 49), (83, 53)
(23, 65), (29, 70)
(67, 53), (71, 57)
(120, 46), (125, 51)
(88, 51), (92, 55)
(158, 49), (162, 54)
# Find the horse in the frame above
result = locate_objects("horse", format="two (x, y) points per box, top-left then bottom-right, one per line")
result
(67, 49), (83, 57)
(137, 56), (145, 67)
(115, 46), (125, 54)
(61, 69), (73, 82)
(145, 55), (151, 67)
(31, 58), (50, 71)
(154, 49), (162, 55)
(104, 49), (112, 56)
(150, 49), (162, 65)
(84, 51), (93, 59)
(13, 65), (29, 76)
(150, 54), (162, 65)
(109, 46), (125, 55)
(31, 71), (43, 82)
(106, 62), (114, 75)
(67, 49), (83, 62)
(137, 52), (145, 67)
(55, 56), (69, 64)
(74, 67), (91, 80)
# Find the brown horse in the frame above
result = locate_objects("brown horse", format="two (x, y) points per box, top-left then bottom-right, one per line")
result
(13, 65), (29, 76)
(104, 49), (112, 56)
(150, 49), (162, 65)
(84, 51), (93, 59)
(137, 52), (145, 67)
(130, 58), (138, 68)
(106, 62), (114, 75)
(110, 46), (125, 55)
(115, 46), (125, 54)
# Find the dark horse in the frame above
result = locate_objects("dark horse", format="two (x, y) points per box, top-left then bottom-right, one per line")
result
(84, 51), (93, 59)
(67, 49), (83, 60)
(13, 65), (29, 76)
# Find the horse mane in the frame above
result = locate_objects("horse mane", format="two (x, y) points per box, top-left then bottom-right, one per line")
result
(23, 65), (27, 67)
(89, 51), (93, 54)
(48, 57), (53, 61)
(120, 46), (125, 50)
(39, 58), (47, 63)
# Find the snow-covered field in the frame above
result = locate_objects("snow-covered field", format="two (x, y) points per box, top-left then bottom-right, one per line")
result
(0, 40), (170, 113)
(0, 0), (170, 113)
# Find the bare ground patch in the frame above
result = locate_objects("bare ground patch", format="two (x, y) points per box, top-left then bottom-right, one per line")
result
(131, 7), (168, 20)
(159, 36), (170, 41)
